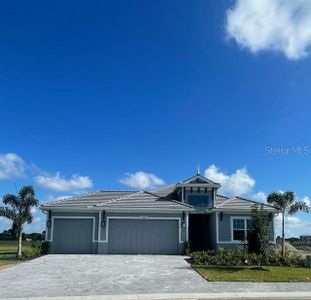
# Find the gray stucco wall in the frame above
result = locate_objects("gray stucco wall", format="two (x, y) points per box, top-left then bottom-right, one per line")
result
(217, 212), (275, 249)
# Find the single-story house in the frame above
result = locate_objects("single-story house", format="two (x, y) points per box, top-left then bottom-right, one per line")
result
(40, 173), (277, 254)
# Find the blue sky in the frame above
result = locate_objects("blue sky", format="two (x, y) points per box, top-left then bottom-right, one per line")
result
(0, 0), (311, 237)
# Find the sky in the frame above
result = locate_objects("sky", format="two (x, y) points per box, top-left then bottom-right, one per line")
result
(0, 0), (311, 237)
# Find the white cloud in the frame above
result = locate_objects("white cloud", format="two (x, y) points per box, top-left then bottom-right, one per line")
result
(0, 153), (26, 179)
(253, 191), (267, 203)
(120, 171), (165, 189)
(274, 213), (311, 237)
(226, 0), (311, 60)
(47, 195), (72, 201)
(35, 172), (93, 192)
(30, 207), (37, 214)
(301, 196), (310, 206)
(204, 165), (255, 196)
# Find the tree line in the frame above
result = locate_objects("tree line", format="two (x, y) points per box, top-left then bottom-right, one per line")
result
(0, 229), (45, 241)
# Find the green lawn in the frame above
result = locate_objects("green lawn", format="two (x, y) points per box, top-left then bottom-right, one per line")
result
(195, 266), (311, 282)
(0, 240), (39, 270)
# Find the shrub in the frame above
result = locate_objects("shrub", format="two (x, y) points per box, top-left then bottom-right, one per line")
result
(190, 248), (306, 267)
(40, 241), (49, 255)
(23, 244), (41, 258)
(183, 241), (191, 256)
(22, 241), (49, 258)
(247, 205), (271, 262)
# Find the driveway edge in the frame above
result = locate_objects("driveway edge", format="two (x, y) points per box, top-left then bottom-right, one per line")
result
(4, 292), (311, 300)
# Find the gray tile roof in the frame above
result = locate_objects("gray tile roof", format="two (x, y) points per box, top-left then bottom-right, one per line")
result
(41, 190), (193, 211)
(215, 194), (231, 206)
(215, 195), (277, 211)
(150, 184), (178, 197)
(41, 179), (277, 212)
(44, 191), (136, 207)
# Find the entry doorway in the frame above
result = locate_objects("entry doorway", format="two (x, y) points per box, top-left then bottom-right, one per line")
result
(188, 214), (213, 251)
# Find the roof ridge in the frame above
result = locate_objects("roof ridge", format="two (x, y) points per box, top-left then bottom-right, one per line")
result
(144, 191), (161, 198)
(95, 191), (142, 206)
(215, 196), (236, 208)
(170, 199), (193, 208)
(145, 191), (194, 209)
(150, 183), (177, 193)
(44, 190), (139, 206)
(45, 190), (108, 205)
(180, 173), (221, 185)
(235, 196), (277, 208)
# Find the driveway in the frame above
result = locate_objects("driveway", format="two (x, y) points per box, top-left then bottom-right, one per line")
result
(0, 255), (208, 298)
(1, 255), (311, 299)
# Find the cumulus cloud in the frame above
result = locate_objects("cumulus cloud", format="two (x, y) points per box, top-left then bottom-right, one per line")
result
(253, 191), (267, 203)
(120, 171), (165, 189)
(30, 207), (37, 214)
(275, 211), (311, 237)
(301, 196), (310, 206)
(48, 195), (72, 201)
(204, 165), (255, 196)
(0, 153), (26, 179)
(35, 172), (93, 192)
(226, 0), (311, 60)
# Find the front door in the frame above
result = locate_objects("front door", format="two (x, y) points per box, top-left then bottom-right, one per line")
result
(189, 214), (210, 251)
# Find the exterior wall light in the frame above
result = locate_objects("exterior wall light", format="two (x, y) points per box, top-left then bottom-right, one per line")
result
(101, 210), (106, 227)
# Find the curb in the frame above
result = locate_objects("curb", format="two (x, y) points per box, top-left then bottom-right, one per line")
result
(3, 292), (311, 300)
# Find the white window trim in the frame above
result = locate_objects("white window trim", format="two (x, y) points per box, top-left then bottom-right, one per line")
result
(216, 212), (249, 244)
(230, 216), (250, 243)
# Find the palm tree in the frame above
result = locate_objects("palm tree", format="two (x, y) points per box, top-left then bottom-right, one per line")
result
(267, 191), (309, 258)
(0, 186), (39, 258)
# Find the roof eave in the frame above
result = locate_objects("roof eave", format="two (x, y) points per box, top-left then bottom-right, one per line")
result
(213, 207), (279, 213)
(40, 205), (194, 212)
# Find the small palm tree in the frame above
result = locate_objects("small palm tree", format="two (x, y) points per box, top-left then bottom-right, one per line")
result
(267, 191), (309, 258)
(0, 186), (39, 258)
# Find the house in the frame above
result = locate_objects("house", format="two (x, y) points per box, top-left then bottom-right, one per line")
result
(300, 235), (311, 242)
(40, 173), (277, 254)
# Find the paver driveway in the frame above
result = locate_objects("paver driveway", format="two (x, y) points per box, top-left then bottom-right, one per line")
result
(0, 254), (209, 298)
(1, 255), (311, 299)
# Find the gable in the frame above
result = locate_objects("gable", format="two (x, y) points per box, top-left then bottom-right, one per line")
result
(181, 174), (220, 186)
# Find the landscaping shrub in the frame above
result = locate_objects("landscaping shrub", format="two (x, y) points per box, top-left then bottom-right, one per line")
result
(183, 241), (191, 256)
(190, 248), (306, 267)
(23, 243), (41, 258)
(22, 241), (49, 258)
(40, 241), (49, 255)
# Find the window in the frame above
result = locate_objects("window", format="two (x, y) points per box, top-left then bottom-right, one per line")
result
(232, 218), (251, 242)
(187, 194), (210, 207)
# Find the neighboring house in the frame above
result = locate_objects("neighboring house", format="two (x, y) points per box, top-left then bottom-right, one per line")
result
(40, 173), (277, 254)
(300, 235), (311, 242)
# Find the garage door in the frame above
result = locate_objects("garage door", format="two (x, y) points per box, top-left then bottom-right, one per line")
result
(53, 218), (93, 254)
(108, 219), (179, 254)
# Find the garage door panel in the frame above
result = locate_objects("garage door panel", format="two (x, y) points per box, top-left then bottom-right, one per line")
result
(108, 219), (179, 254)
(53, 219), (93, 254)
